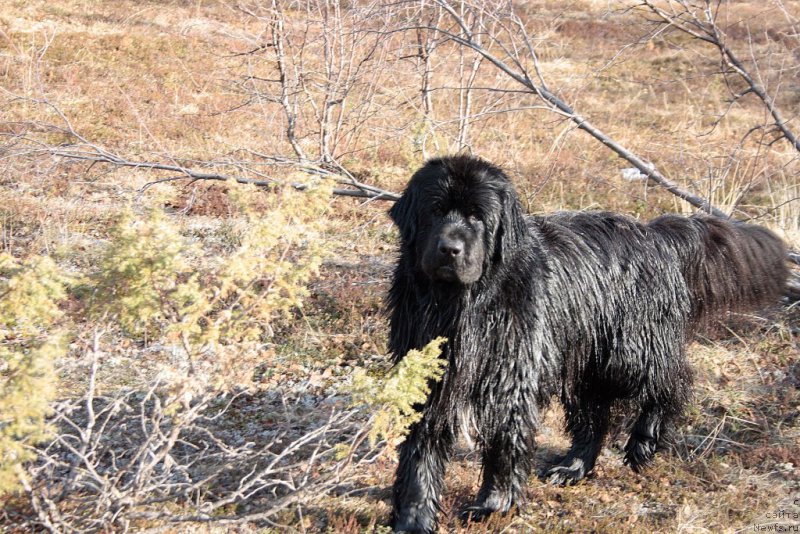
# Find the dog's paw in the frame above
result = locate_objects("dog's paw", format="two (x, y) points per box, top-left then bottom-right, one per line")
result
(545, 463), (587, 486)
(623, 436), (657, 473)
(458, 505), (496, 524)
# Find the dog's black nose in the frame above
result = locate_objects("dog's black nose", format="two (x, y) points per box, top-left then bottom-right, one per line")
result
(438, 237), (463, 257)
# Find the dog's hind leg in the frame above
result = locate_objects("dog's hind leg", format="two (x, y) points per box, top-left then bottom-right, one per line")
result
(624, 352), (690, 472)
(622, 404), (666, 472)
(546, 398), (611, 486)
(624, 393), (686, 472)
(391, 423), (454, 534)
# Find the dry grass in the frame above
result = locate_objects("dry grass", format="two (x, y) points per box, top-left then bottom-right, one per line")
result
(1, 0), (799, 531)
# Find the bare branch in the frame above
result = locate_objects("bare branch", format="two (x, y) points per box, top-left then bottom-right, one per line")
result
(422, 0), (728, 217)
(640, 0), (800, 153)
(3, 107), (400, 201)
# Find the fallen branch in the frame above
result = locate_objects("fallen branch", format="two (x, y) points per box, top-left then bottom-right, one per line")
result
(3, 93), (401, 201)
(49, 149), (400, 201)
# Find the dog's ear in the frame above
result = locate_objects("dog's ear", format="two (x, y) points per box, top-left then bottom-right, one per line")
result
(389, 185), (418, 245)
(495, 189), (527, 262)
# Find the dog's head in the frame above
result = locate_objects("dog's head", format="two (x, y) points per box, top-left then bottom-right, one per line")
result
(389, 155), (526, 286)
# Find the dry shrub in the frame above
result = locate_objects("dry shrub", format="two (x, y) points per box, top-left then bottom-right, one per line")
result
(0, 255), (65, 494)
(5, 181), (446, 532)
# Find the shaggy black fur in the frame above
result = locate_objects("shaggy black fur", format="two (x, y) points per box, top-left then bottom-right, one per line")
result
(387, 155), (788, 533)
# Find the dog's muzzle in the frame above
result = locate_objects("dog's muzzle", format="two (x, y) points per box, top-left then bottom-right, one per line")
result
(422, 222), (483, 284)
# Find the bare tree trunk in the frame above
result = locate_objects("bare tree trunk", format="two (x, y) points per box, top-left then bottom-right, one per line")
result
(412, 2), (445, 158)
(270, 0), (307, 161)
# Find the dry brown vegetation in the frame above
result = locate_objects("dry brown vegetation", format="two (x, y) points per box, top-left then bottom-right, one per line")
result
(1, 0), (799, 532)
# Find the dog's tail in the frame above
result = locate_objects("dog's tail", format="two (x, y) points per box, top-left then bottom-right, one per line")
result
(648, 215), (788, 323)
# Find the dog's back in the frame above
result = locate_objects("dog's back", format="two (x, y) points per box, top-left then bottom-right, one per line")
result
(530, 211), (787, 329)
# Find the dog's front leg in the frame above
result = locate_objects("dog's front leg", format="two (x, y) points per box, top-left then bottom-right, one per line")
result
(391, 421), (454, 533)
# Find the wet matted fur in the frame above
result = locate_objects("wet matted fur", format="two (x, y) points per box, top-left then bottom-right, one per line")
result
(387, 155), (788, 533)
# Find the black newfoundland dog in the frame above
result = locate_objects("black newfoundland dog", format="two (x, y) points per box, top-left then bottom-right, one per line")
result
(387, 155), (788, 533)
